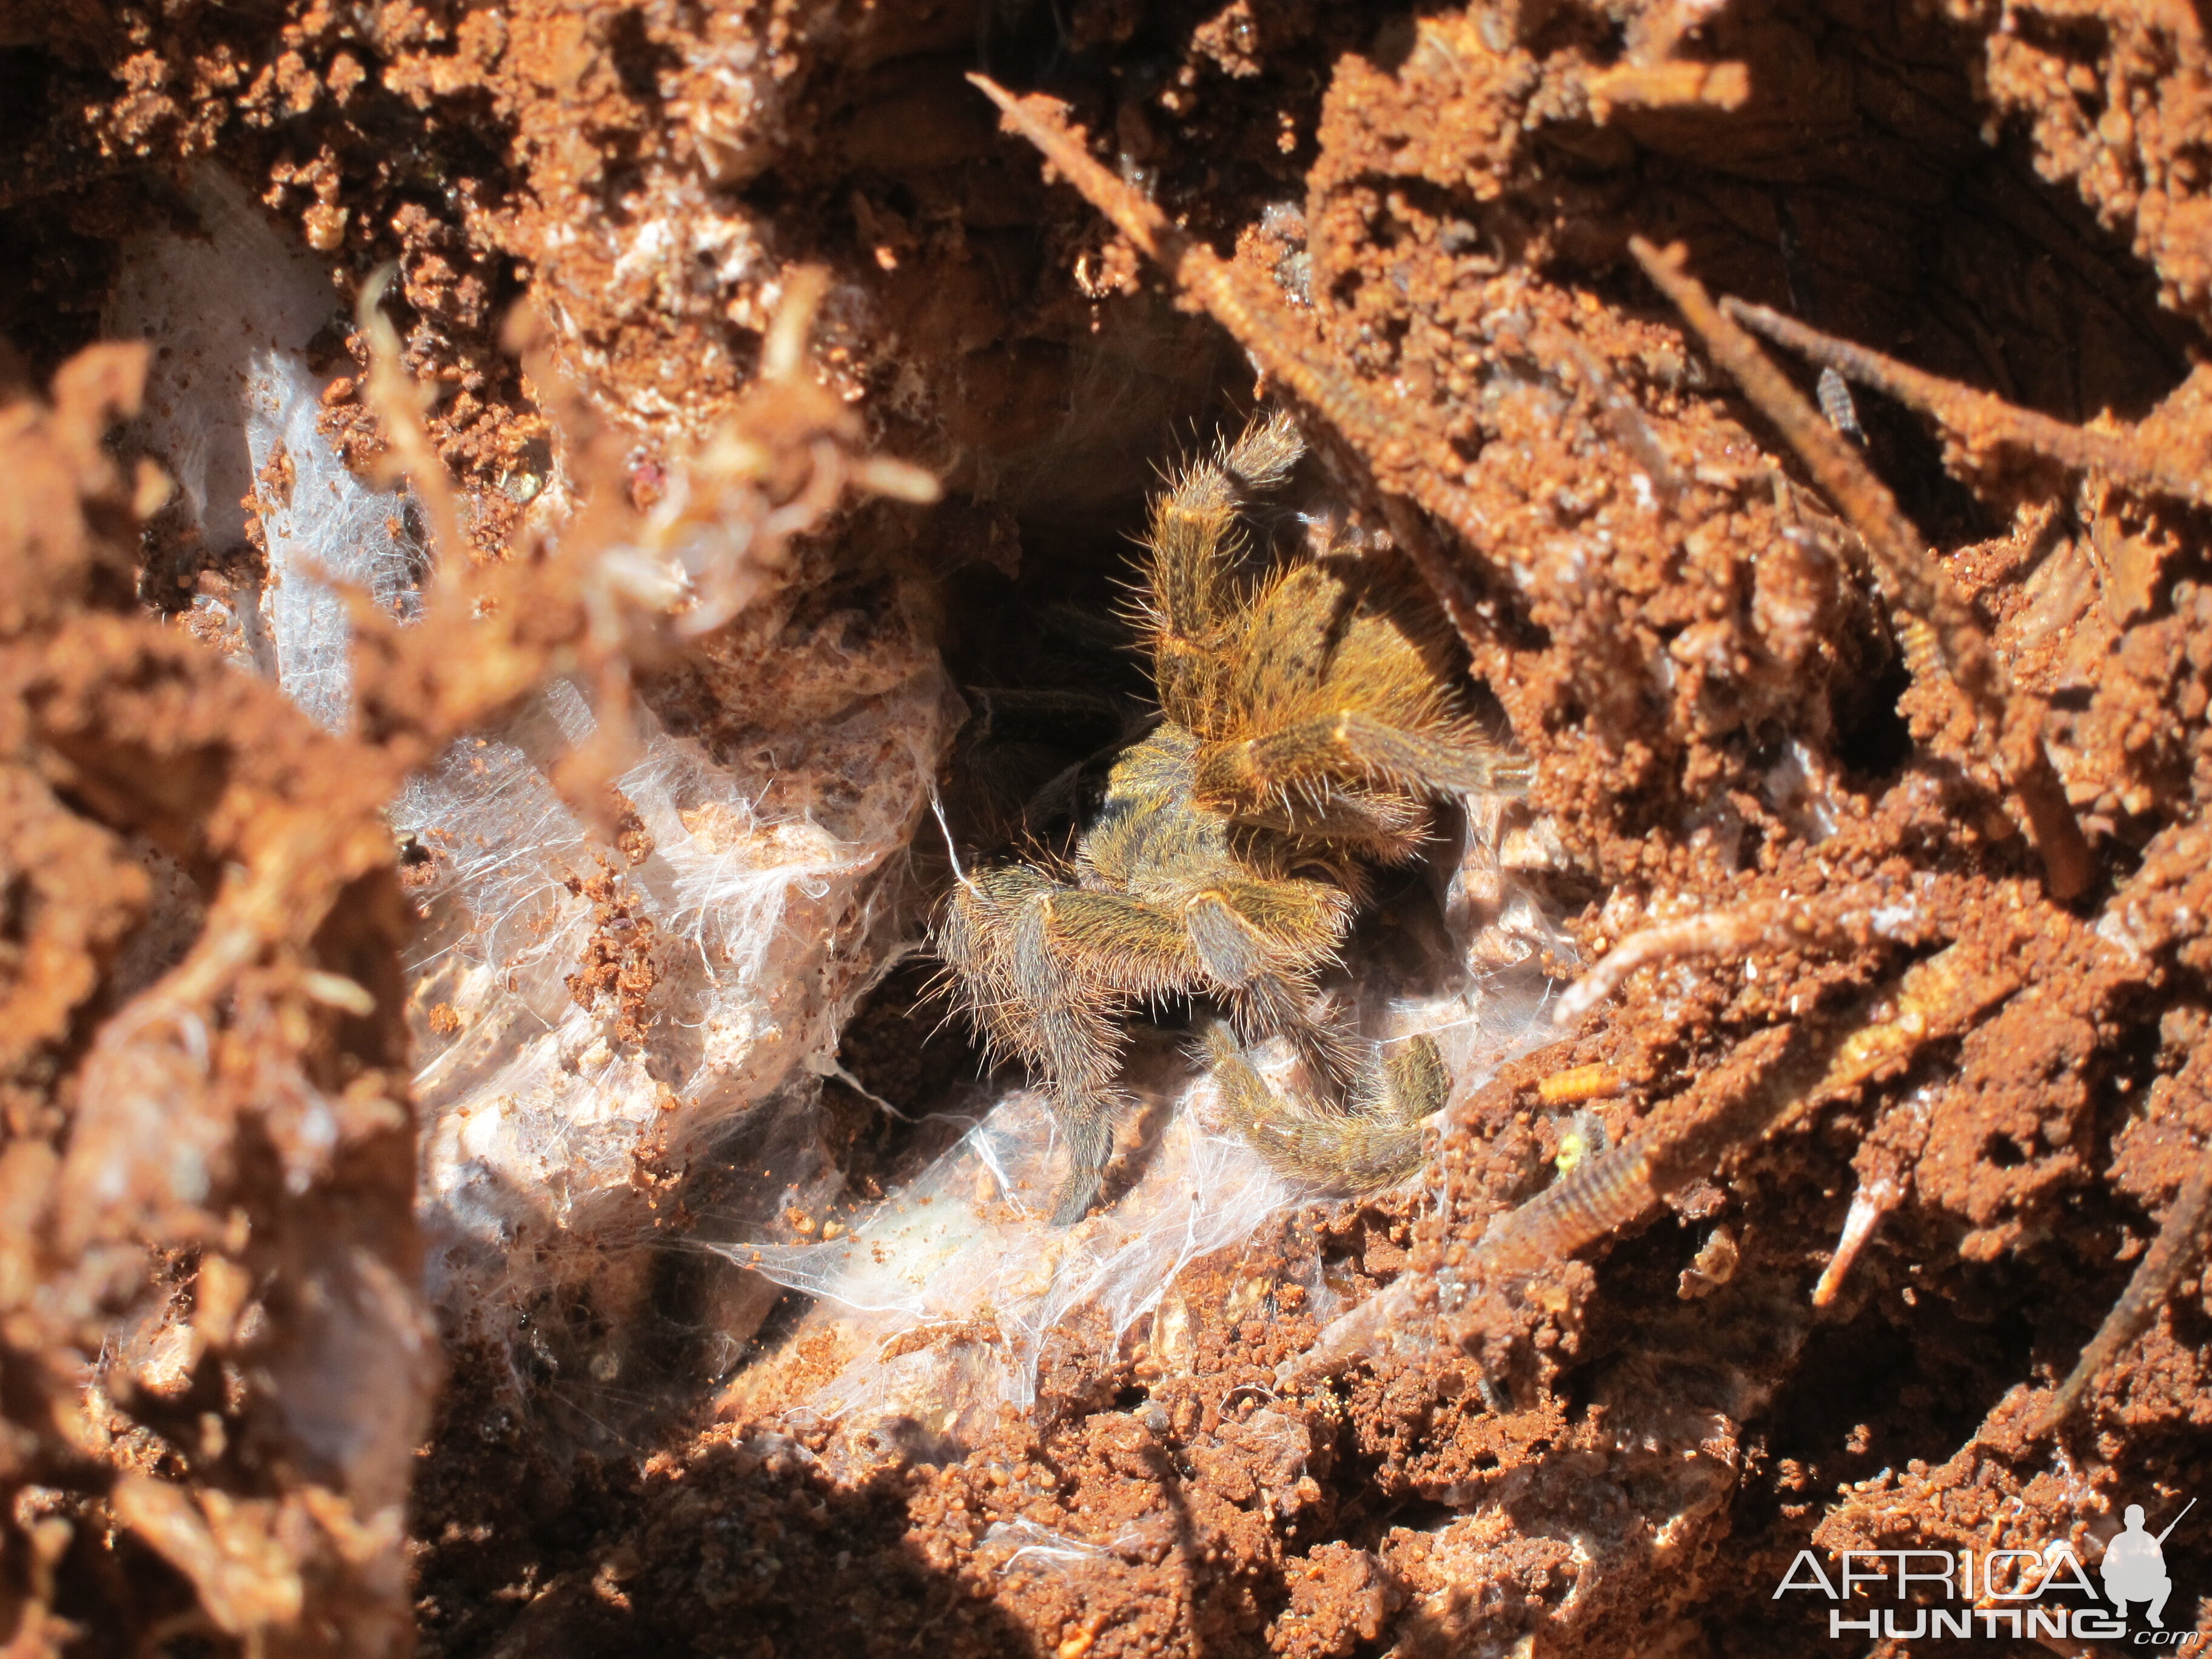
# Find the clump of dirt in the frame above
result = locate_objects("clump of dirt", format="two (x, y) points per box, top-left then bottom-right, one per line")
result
(4, 1), (2212, 1656)
(0, 343), (432, 1653)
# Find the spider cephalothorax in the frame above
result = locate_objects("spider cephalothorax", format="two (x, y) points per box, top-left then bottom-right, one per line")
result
(937, 411), (1532, 1222)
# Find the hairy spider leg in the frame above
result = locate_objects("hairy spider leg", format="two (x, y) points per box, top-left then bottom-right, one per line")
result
(942, 863), (1208, 1222)
(1195, 708), (1535, 817)
(1356, 1033), (1452, 1123)
(1197, 551), (1534, 825)
(1148, 408), (1305, 635)
(1179, 880), (1363, 1086)
(1081, 726), (1362, 1081)
(1145, 410), (1305, 724)
(939, 404), (1533, 1222)
(1230, 557), (1465, 727)
(1203, 1024), (1447, 1190)
(943, 858), (1357, 1219)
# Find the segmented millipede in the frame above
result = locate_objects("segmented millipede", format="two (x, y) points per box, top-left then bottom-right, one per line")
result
(1474, 1133), (1662, 1279)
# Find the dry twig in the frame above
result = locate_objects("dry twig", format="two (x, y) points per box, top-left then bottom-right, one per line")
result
(2037, 1055), (2212, 1433)
(1721, 297), (2206, 508)
(1629, 239), (2091, 900)
(967, 75), (1504, 661)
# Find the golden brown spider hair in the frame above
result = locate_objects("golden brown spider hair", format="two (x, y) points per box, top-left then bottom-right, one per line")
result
(936, 410), (1532, 1222)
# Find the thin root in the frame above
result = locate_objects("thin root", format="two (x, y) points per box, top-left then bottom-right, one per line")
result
(1285, 940), (2014, 1384)
(1811, 1170), (1900, 1308)
(1552, 880), (1933, 1031)
(358, 265), (466, 568)
(968, 75), (1505, 662)
(1468, 939), (2010, 1293)
(1628, 239), (2091, 901)
(1721, 297), (2207, 509)
(1553, 906), (1780, 1030)
(2038, 1085), (2212, 1434)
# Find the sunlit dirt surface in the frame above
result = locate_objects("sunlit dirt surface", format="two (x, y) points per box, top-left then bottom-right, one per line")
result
(2, 1), (2210, 1655)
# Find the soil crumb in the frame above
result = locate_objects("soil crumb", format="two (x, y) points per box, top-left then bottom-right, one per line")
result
(2, 1), (2210, 1655)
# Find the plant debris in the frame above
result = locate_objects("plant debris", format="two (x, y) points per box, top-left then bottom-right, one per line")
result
(2, 1), (2210, 1655)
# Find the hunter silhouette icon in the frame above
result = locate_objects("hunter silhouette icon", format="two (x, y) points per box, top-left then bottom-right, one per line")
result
(2103, 1498), (2192, 1624)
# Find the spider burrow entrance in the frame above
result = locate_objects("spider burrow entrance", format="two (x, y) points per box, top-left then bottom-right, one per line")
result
(934, 411), (1532, 1224)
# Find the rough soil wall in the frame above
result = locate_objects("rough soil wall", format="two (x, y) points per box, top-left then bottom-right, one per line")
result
(1, 1), (2210, 1656)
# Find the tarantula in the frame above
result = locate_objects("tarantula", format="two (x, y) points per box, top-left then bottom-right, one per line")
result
(937, 411), (1532, 1223)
